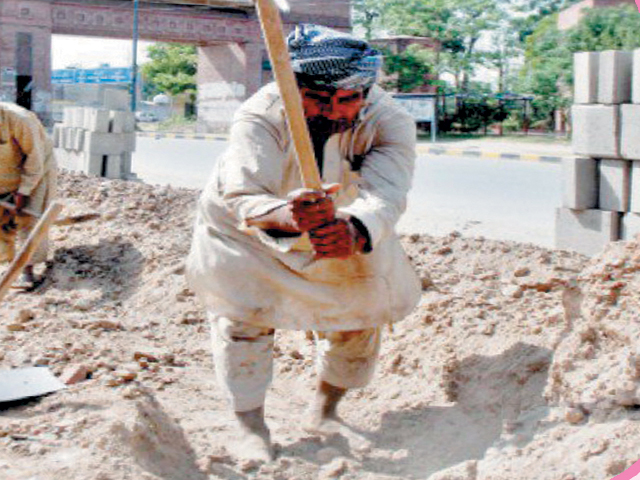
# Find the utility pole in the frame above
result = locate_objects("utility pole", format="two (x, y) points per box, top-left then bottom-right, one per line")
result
(131, 0), (140, 112)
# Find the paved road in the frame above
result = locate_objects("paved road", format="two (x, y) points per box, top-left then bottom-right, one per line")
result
(132, 137), (562, 248)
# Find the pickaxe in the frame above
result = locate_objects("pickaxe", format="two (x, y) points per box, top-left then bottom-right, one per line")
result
(254, 0), (323, 190)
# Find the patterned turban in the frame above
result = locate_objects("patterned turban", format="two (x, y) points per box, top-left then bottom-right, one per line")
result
(287, 24), (383, 91)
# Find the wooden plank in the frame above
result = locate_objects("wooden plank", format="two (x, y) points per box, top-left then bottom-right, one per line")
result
(0, 202), (63, 304)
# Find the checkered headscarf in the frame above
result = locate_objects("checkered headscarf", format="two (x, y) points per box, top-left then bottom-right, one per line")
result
(287, 24), (383, 91)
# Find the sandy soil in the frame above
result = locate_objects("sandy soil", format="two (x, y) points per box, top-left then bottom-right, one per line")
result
(0, 172), (639, 480)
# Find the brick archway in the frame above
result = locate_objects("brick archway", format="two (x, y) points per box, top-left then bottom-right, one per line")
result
(0, 0), (350, 128)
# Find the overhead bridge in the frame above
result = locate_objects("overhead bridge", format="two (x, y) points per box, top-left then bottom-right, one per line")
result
(0, 0), (351, 129)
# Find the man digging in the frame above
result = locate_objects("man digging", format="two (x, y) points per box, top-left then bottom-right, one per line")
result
(187, 24), (420, 461)
(0, 102), (57, 289)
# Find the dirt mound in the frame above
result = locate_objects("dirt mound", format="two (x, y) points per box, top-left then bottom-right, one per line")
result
(0, 172), (638, 480)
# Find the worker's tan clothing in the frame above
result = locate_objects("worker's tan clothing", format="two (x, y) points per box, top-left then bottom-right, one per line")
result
(0, 103), (57, 264)
(186, 83), (421, 332)
(211, 316), (381, 412)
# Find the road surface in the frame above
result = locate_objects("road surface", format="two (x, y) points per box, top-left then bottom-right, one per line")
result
(131, 137), (562, 248)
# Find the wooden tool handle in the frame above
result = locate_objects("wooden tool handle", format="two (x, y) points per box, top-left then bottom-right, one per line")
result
(0, 201), (63, 303)
(0, 200), (39, 219)
(255, 0), (323, 190)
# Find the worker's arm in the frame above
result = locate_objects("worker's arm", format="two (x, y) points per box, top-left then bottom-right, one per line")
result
(10, 111), (46, 197)
(338, 102), (416, 250)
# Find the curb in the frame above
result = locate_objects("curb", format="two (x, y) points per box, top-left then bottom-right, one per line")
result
(136, 132), (568, 163)
(416, 145), (567, 163)
(137, 131), (228, 141)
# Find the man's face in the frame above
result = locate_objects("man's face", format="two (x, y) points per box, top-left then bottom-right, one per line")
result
(300, 87), (365, 134)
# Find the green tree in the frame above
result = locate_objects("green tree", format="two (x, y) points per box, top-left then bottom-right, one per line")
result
(141, 43), (197, 99)
(516, 4), (640, 128)
(510, 0), (581, 42)
(379, 44), (438, 92)
(354, 0), (505, 91)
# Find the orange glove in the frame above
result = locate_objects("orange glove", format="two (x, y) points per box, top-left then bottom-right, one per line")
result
(289, 184), (341, 232)
(13, 193), (28, 213)
(309, 217), (367, 260)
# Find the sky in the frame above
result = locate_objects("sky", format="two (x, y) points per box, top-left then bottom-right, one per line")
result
(52, 35), (155, 70)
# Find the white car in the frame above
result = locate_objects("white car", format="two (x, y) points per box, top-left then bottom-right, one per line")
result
(135, 111), (158, 122)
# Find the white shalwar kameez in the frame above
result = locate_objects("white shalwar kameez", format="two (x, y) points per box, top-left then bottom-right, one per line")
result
(187, 83), (421, 411)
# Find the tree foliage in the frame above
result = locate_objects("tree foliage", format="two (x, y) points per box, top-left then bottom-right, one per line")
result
(141, 43), (197, 99)
(519, 4), (640, 125)
(380, 44), (438, 92)
(354, 0), (505, 91)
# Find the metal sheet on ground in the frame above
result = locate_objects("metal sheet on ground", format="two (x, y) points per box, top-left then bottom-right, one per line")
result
(0, 367), (66, 403)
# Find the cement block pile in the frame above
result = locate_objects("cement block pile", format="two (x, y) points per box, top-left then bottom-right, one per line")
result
(558, 49), (640, 256)
(53, 91), (137, 181)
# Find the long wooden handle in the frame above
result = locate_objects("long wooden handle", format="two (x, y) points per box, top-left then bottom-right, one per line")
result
(254, 0), (322, 190)
(0, 201), (63, 303)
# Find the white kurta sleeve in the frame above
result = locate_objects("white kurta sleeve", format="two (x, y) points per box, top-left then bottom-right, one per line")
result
(217, 114), (305, 252)
(11, 113), (45, 196)
(221, 116), (288, 220)
(340, 107), (416, 248)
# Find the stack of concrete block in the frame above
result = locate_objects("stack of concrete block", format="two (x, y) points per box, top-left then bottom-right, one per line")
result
(558, 49), (640, 255)
(53, 106), (137, 180)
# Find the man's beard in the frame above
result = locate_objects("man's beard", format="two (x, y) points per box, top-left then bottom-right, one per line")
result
(306, 115), (356, 136)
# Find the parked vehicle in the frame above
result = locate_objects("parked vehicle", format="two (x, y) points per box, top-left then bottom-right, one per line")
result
(135, 111), (158, 122)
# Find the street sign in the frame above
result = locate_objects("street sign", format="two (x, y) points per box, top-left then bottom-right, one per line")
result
(52, 67), (133, 85)
(393, 95), (436, 123)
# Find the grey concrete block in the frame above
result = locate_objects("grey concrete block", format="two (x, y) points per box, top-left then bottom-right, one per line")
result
(103, 89), (130, 111)
(110, 111), (136, 133)
(62, 108), (74, 127)
(629, 161), (640, 213)
(563, 157), (599, 209)
(121, 152), (132, 176)
(600, 159), (631, 212)
(572, 105), (620, 158)
(84, 109), (110, 133)
(620, 104), (640, 160)
(52, 125), (63, 148)
(84, 154), (105, 177)
(54, 149), (84, 172)
(84, 132), (134, 155)
(71, 108), (86, 129)
(555, 208), (620, 256)
(105, 155), (124, 179)
(633, 49), (640, 103)
(599, 50), (633, 104)
(574, 52), (600, 104)
(621, 213), (640, 240)
(63, 127), (73, 150)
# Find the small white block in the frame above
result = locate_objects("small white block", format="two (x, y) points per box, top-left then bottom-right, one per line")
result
(563, 157), (599, 209)
(633, 49), (640, 104)
(620, 104), (640, 160)
(621, 213), (640, 240)
(572, 105), (620, 158)
(598, 50), (633, 104)
(600, 159), (631, 212)
(105, 155), (124, 179)
(555, 208), (620, 256)
(574, 52), (600, 104)
(629, 161), (640, 213)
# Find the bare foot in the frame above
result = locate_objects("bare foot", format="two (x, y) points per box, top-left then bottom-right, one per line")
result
(11, 267), (41, 291)
(235, 407), (274, 462)
(305, 381), (347, 432)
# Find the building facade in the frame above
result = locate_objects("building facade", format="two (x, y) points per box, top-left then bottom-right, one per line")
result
(558, 0), (636, 30)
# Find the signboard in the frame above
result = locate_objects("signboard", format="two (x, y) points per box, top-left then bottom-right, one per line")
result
(393, 95), (436, 123)
(52, 67), (133, 85)
(1, 67), (16, 86)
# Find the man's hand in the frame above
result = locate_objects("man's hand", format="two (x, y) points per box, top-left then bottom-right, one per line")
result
(13, 193), (28, 213)
(289, 184), (340, 232)
(309, 217), (366, 260)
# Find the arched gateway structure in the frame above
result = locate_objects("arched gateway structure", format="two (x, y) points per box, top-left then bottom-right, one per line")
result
(0, 0), (351, 129)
